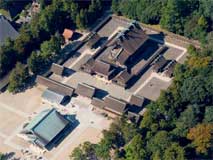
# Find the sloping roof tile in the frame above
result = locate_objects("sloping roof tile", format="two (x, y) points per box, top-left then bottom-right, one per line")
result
(152, 55), (167, 72)
(92, 60), (113, 77)
(112, 69), (132, 87)
(128, 94), (145, 107)
(115, 27), (148, 65)
(51, 63), (65, 76)
(104, 96), (127, 115)
(0, 15), (19, 46)
(75, 83), (96, 98)
(36, 76), (74, 96)
(87, 33), (101, 48)
(91, 97), (105, 109)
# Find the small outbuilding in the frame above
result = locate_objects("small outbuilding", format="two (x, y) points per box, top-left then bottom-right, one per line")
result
(50, 63), (65, 76)
(36, 76), (74, 96)
(112, 69), (132, 88)
(41, 89), (68, 105)
(62, 28), (74, 42)
(152, 55), (167, 72)
(92, 60), (115, 80)
(103, 95), (127, 115)
(91, 97), (105, 109)
(22, 108), (70, 149)
(87, 32), (101, 49)
(164, 60), (177, 77)
(75, 83), (96, 98)
(128, 94), (145, 107)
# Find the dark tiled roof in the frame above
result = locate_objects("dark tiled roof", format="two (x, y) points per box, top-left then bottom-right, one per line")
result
(116, 50), (130, 65)
(92, 60), (113, 77)
(87, 33), (101, 48)
(75, 83), (96, 98)
(112, 69), (132, 86)
(152, 55), (167, 72)
(91, 97), (105, 109)
(164, 60), (177, 77)
(51, 63), (65, 76)
(0, 15), (19, 46)
(36, 76), (74, 96)
(131, 60), (147, 75)
(128, 94), (145, 107)
(104, 96), (127, 115)
(115, 27), (148, 65)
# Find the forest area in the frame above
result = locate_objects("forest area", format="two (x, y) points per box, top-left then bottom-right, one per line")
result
(70, 0), (213, 160)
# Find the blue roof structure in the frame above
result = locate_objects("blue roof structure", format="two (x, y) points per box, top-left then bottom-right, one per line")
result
(42, 89), (65, 104)
(24, 108), (69, 147)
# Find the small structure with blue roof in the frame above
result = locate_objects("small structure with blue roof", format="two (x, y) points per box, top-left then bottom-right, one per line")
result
(22, 108), (71, 149)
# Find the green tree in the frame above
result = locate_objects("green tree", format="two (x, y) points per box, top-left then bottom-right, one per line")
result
(70, 141), (97, 160)
(203, 106), (213, 123)
(76, 9), (88, 29)
(27, 51), (46, 74)
(0, 39), (16, 77)
(180, 75), (212, 104)
(199, 0), (213, 21)
(14, 29), (33, 59)
(40, 35), (61, 59)
(160, 0), (183, 34)
(163, 143), (185, 160)
(71, 147), (86, 160)
(8, 63), (29, 93)
(95, 139), (111, 160)
(111, 0), (120, 15)
(147, 131), (171, 157)
(172, 105), (200, 137)
(0, 153), (4, 160)
(125, 134), (147, 160)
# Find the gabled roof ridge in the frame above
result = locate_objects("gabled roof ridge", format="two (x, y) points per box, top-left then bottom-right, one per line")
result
(32, 108), (55, 131)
